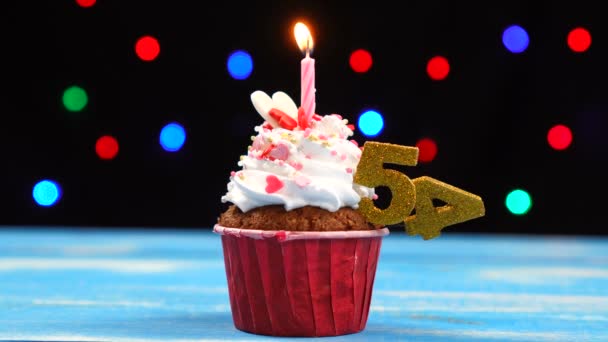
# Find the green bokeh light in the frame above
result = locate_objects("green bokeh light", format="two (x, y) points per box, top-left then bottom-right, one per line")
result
(62, 85), (88, 112)
(505, 189), (532, 215)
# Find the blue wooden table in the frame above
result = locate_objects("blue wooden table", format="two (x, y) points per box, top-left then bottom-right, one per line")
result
(1, 228), (607, 341)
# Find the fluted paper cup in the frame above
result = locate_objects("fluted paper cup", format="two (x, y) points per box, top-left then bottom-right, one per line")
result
(213, 224), (389, 337)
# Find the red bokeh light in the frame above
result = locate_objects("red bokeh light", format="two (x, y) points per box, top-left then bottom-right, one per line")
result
(135, 36), (161, 62)
(95, 135), (119, 160)
(76, 0), (96, 8)
(547, 124), (573, 150)
(426, 56), (450, 81)
(349, 49), (373, 73)
(416, 137), (438, 163)
(567, 27), (591, 53)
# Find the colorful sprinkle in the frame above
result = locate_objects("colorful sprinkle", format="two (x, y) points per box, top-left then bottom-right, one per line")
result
(295, 175), (311, 187)
(230, 171), (236, 177)
(350, 139), (359, 146)
(372, 194), (378, 200)
(265, 175), (284, 193)
(331, 150), (338, 156)
(346, 167), (353, 174)
(289, 161), (303, 170)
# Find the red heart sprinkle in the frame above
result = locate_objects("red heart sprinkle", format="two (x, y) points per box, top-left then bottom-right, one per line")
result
(265, 175), (284, 193)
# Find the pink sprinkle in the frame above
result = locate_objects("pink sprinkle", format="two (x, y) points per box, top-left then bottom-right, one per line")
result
(289, 161), (303, 171)
(268, 143), (290, 161)
(230, 171), (236, 177)
(295, 175), (311, 187)
(331, 113), (343, 119)
(306, 155), (312, 159)
(276, 231), (287, 242)
(340, 154), (347, 161)
(303, 128), (312, 138)
(331, 150), (337, 156)
(346, 167), (353, 174)
(265, 175), (284, 194)
(372, 194), (379, 200)
(318, 134), (328, 140)
(350, 140), (359, 147)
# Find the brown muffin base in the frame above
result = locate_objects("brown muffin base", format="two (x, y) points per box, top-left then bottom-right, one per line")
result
(217, 205), (383, 231)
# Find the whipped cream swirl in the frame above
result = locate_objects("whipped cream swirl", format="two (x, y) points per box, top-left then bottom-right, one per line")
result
(221, 91), (375, 212)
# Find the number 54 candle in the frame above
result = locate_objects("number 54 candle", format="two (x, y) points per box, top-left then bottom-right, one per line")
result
(355, 141), (485, 240)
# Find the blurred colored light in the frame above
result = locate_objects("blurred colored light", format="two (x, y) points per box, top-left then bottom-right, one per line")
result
(426, 56), (450, 81)
(227, 50), (253, 80)
(349, 49), (373, 73)
(33, 180), (61, 207)
(160, 122), (186, 152)
(95, 135), (119, 160)
(567, 27), (591, 53)
(547, 124), (573, 150)
(76, 0), (96, 7)
(505, 189), (532, 215)
(135, 36), (160, 61)
(416, 137), (438, 163)
(62, 85), (88, 112)
(358, 110), (384, 137)
(502, 25), (529, 53)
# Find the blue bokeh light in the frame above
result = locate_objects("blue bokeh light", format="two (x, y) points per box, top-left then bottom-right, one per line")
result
(502, 25), (529, 53)
(358, 110), (384, 137)
(227, 50), (253, 80)
(160, 122), (186, 152)
(33, 180), (61, 207)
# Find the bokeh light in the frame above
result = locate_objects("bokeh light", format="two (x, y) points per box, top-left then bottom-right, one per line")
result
(567, 27), (591, 52)
(227, 50), (253, 80)
(349, 49), (373, 73)
(547, 124), (573, 150)
(502, 25), (529, 53)
(416, 137), (438, 163)
(505, 189), (532, 215)
(95, 135), (119, 160)
(33, 180), (61, 207)
(426, 56), (450, 81)
(62, 85), (88, 112)
(75, 0), (96, 7)
(135, 36), (160, 61)
(160, 122), (186, 152)
(358, 110), (384, 137)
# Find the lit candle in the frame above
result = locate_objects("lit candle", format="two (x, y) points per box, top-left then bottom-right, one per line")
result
(294, 22), (315, 124)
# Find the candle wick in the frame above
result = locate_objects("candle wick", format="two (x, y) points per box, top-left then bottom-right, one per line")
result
(306, 39), (311, 57)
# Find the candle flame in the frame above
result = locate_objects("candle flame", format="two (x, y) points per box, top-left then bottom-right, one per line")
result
(294, 22), (314, 55)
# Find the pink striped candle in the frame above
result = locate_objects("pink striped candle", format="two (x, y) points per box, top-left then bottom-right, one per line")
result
(301, 51), (315, 119)
(295, 23), (316, 122)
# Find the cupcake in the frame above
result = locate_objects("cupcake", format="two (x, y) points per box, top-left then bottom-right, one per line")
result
(214, 90), (388, 337)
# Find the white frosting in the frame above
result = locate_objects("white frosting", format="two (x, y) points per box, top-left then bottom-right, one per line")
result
(221, 91), (375, 212)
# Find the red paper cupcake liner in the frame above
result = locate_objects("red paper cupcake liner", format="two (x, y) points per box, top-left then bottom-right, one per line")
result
(213, 225), (389, 337)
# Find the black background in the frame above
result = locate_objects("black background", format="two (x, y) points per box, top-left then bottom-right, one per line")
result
(1, 1), (606, 235)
